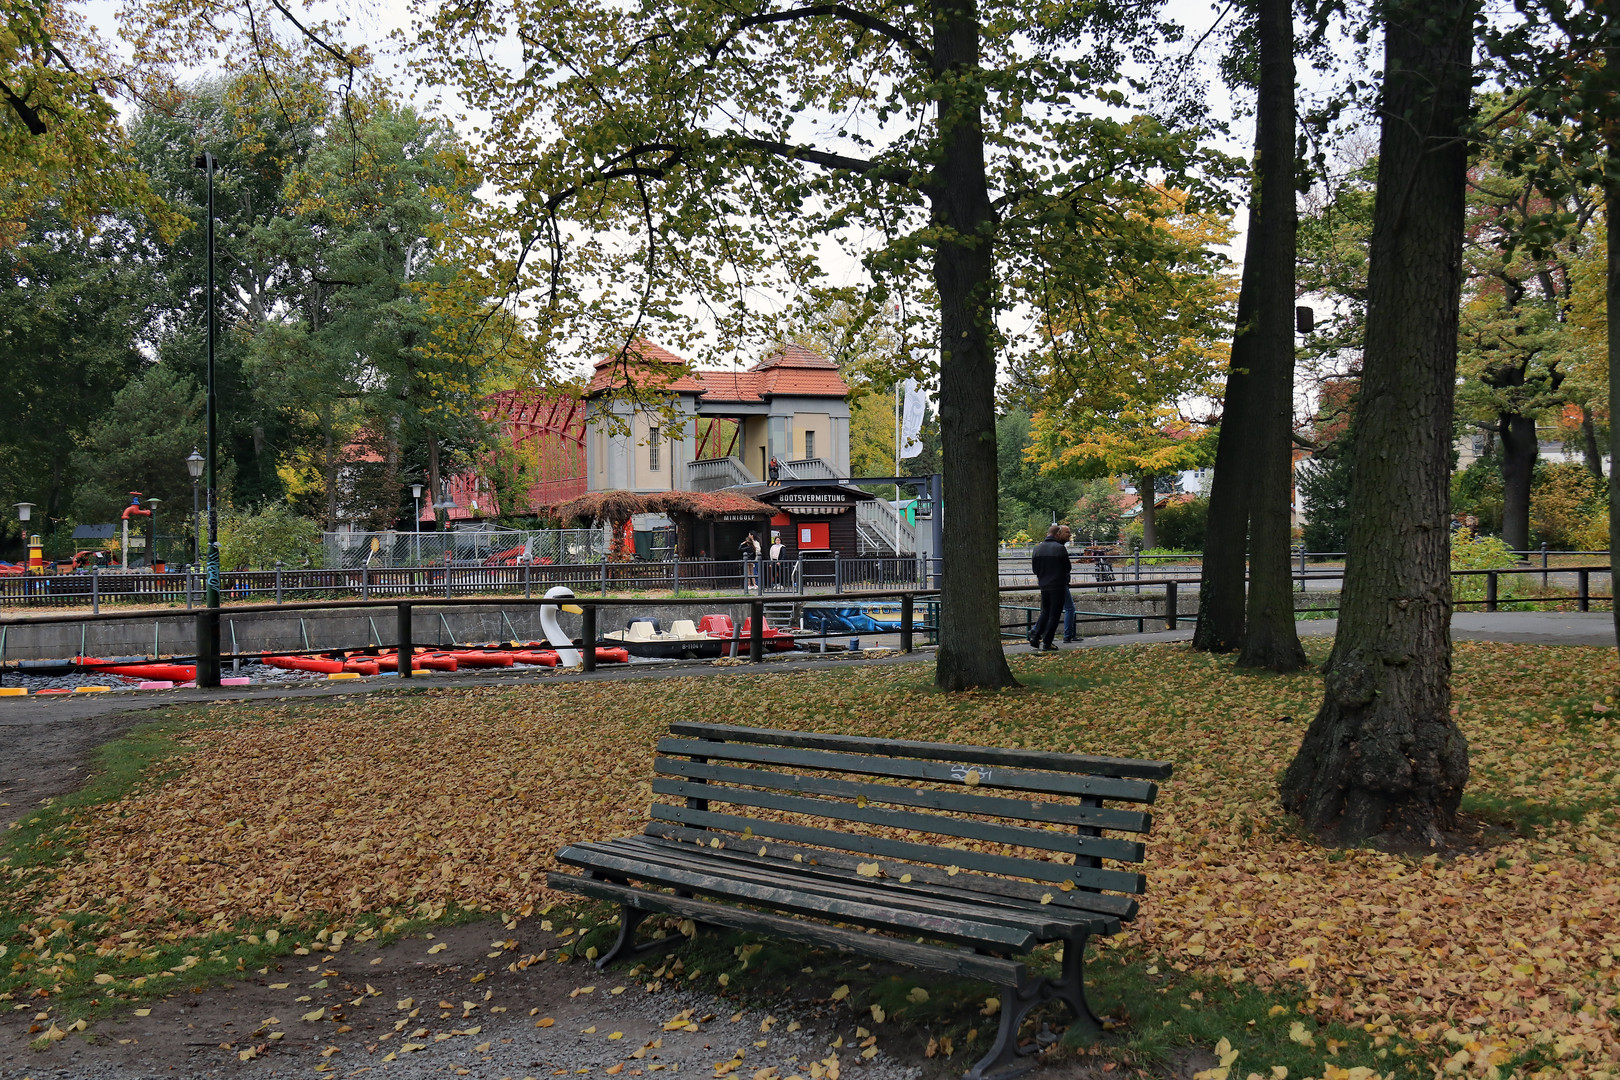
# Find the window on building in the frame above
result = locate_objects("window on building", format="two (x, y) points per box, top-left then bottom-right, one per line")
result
(649, 426), (661, 471)
(803, 430), (815, 461)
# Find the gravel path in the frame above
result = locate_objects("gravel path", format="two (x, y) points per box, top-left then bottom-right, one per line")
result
(2, 919), (940, 1080)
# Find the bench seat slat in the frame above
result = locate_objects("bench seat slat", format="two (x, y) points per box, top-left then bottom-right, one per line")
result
(652, 777), (1145, 873)
(655, 758), (1152, 843)
(545, 871), (1029, 985)
(649, 804), (1144, 913)
(605, 836), (1109, 939)
(656, 737), (1159, 803)
(557, 843), (1037, 951)
(666, 722), (1174, 780)
(642, 823), (1133, 924)
(617, 835), (1122, 936)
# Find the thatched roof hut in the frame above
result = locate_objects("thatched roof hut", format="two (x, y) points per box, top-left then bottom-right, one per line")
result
(551, 489), (775, 525)
(551, 489), (777, 560)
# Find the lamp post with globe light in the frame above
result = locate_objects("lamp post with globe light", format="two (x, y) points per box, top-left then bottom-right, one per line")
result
(411, 483), (423, 564)
(145, 497), (162, 569)
(186, 449), (204, 565)
(13, 502), (37, 572)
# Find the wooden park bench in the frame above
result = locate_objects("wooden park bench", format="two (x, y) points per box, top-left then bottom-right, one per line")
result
(546, 721), (1171, 1080)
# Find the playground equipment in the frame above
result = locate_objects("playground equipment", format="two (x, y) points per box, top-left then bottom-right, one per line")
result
(120, 494), (152, 569)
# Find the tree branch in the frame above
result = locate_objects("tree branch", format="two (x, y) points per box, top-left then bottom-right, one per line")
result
(264, 0), (356, 70)
(0, 77), (48, 136)
(724, 136), (914, 186)
(730, 5), (937, 74)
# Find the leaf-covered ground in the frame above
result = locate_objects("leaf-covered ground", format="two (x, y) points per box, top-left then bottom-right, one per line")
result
(4, 640), (1619, 1077)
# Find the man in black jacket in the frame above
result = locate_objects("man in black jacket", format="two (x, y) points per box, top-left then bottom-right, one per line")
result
(1029, 524), (1073, 650)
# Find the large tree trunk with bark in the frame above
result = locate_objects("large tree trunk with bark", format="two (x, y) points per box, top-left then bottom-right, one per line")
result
(1609, 128), (1618, 655)
(1194, 316), (1253, 653)
(427, 436), (445, 530)
(931, 0), (1015, 691)
(1280, 0), (1475, 846)
(1581, 404), (1603, 478)
(1236, 0), (1307, 672)
(1139, 474), (1157, 550)
(1499, 410), (1537, 552)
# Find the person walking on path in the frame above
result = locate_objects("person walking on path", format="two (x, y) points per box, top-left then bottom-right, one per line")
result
(1029, 524), (1073, 650)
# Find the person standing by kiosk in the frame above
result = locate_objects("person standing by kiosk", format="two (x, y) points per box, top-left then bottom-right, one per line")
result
(1028, 525), (1073, 650)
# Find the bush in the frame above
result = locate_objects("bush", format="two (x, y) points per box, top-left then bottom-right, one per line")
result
(1451, 528), (1527, 607)
(1530, 461), (1605, 549)
(218, 504), (323, 570)
(1572, 511), (1609, 554)
(1154, 497), (1208, 551)
(1138, 547), (1198, 566)
(1451, 451), (1505, 536)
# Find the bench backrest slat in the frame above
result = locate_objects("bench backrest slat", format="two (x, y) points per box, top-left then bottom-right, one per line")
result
(650, 803), (1146, 912)
(652, 777), (1145, 876)
(656, 737), (1159, 804)
(666, 722), (1172, 781)
(655, 757), (1152, 843)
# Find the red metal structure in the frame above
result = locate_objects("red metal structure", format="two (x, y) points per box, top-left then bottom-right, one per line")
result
(439, 390), (588, 521)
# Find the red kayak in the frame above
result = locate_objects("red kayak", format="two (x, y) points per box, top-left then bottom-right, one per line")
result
(510, 647), (627, 665)
(443, 650), (515, 668)
(84, 662), (198, 682)
(265, 656), (345, 674)
(341, 658), (380, 676)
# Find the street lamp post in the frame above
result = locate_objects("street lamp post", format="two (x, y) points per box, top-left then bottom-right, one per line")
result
(186, 449), (204, 565)
(411, 483), (423, 565)
(193, 151), (221, 687)
(145, 497), (162, 569)
(13, 503), (34, 572)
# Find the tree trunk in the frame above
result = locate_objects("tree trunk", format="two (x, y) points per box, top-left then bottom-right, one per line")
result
(1237, 0), (1307, 673)
(1194, 320), (1253, 653)
(1139, 474), (1157, 550)
(1499, 411), (1537, 552)
(323, 409), (338, 529)
(1279, 0), (1474, 846)
(427, 436), (444, 530)
(930, 0), (1015, 691)
(1581, 404), (1603, 478)
(1608, 115), (1618, 655)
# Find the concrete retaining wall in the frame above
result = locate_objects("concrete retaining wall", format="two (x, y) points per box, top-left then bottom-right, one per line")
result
(0, 602), (768, 662)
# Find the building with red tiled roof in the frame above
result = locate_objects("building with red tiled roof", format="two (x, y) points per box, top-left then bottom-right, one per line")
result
(584, 341), (852, 494)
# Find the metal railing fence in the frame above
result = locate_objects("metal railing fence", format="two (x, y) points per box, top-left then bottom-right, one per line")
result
(0, 555), (941, 611)
(0, 564), (1609, 689)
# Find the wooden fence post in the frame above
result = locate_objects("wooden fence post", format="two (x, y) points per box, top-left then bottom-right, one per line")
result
(397, 603), (412, 678)
(749, 601), (765, 662)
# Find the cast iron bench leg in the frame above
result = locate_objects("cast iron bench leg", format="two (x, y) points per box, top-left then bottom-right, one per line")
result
(595, 905), (691, 969)
(964, 934), (1099, 1080)
(1054, 931), (1102, 1029)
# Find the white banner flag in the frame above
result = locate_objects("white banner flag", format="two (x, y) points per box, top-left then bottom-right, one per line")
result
(900, 379), (926, 458)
